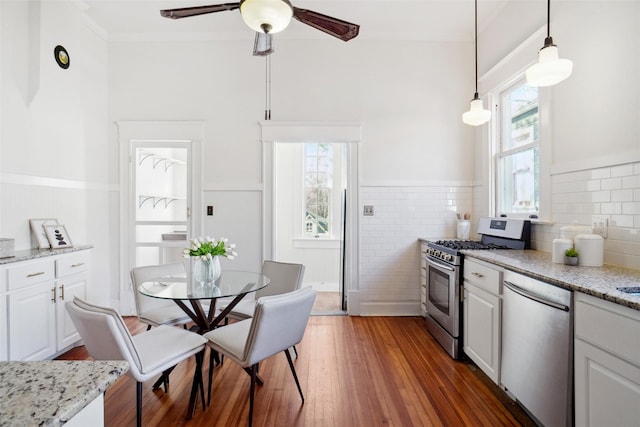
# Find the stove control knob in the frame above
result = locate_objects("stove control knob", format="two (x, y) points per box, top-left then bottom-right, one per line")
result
(444, 254), (453, 262)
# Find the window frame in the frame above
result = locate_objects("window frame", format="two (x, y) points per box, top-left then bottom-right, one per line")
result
(484, 51), (551, 222)
(495, 78), (541, 218)
(302, 142), (334, 239)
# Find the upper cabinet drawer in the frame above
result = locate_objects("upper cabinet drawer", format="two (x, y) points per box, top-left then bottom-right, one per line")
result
(463, 258), (502, 295)
(7, 260), (55, 290)
(56, 253), (90, 278)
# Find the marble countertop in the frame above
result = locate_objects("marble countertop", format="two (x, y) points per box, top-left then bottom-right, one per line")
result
(0, 245), (92, 265)
(462, 249), (640, 310)
(0, 360), (128, 426)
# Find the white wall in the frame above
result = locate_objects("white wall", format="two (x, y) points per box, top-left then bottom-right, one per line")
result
(0, 1), (111, 303)
(477, 0), (640, 269)
(108, 37), (474, 314)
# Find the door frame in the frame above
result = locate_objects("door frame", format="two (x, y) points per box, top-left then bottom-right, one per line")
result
(116, 121), (204, 314)
(260, 122), (361, 315)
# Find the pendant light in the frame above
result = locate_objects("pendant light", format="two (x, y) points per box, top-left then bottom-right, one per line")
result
(240, 0), (293, 34)
(462, 0), (491, 127)
(526, 0), (573, 87)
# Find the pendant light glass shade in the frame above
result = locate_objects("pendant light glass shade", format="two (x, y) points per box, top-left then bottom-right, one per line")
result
(463, 95), (492, 126)
(241, 0), (293, 34)
(526, 42), (573, 87)
(526, 0), (572, 87)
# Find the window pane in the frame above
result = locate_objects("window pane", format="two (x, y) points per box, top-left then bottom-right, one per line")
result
(303, 143), (333, 236)
(503, 84), (538, 151)
(305, 188), (317, 204)
(498, 147), (539, 215)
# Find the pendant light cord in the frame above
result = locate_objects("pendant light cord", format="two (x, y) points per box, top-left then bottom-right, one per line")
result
(474, 0), (479, 97)
(265, 55), (271, 120)
(547, 0), (551, 38)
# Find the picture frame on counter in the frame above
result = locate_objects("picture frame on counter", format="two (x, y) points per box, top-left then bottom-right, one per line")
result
(29, 218), (59, 249)
(44, 224), (73, 249)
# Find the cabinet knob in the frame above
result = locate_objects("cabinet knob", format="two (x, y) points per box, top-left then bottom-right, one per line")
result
(71, 263), (84, 268)
(471, 272), (484, 278)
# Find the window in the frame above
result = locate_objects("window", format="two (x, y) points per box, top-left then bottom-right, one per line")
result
(495, 81), (540, 217)
(304, 143), (333, 237)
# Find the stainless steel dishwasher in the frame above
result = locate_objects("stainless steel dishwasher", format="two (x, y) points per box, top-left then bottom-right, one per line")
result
(501, 270), (573, 427)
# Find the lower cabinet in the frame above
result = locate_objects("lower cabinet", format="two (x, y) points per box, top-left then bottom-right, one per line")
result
(3, 249), (90, 360)
(463, 282), (500, 383)
(574, 293), (640, 426)
(420, 243), (427, 317)
(8, 281), (57, 360)
(463, 257), (502, 384)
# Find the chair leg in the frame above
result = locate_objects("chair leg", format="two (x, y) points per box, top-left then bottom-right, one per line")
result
(136, 381), (143, 427)
(285, 348), (305, 403)
(249, 363), (258, 427)
(187, 349), (205, 419)
(292, 345), (298, 358)
(146, 325), (152, 331)
(207, 348), (215, 406)
(152, 366), (175, 392)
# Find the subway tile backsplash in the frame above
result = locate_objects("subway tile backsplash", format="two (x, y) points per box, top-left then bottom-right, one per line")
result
(537, 160), (640, 270)
(360, 186), (472, 291)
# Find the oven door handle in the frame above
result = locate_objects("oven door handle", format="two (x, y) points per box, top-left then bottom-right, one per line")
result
(426, 257), (455, 272)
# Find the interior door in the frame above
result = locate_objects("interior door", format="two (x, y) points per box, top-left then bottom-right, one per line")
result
(132, 142), (191, 268)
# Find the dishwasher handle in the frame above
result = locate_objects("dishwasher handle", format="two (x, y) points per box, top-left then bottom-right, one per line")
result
(503, 280), (570, 312)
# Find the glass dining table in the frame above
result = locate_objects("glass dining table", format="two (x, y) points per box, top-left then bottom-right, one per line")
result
(138, 270), (270, 333)
(139, 270), (269, 418)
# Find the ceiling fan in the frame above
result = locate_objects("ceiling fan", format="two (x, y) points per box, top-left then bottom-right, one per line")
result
(160, 0), (360, 55)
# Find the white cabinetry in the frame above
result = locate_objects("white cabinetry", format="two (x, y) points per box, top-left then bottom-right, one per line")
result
(2, 250), (90, 361)
(463, 258), (502, 384)
(420, 243), (427, 317)
(575, 292), (640, 426)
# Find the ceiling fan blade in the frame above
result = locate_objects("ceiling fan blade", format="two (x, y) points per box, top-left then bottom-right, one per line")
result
(160, 3), (240, 19)
(292, 7), (360, 41)
(253, 32), (274, 56)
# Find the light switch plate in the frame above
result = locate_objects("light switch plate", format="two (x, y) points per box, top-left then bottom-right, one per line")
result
(363, 205), (374, 216)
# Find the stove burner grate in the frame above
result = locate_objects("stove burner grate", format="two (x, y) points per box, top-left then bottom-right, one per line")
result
(433, 240), (510, 251)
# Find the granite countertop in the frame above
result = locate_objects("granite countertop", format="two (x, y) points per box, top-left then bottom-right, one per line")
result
(0, 245), (93, 265)
(0, 360), (128, 426)
(462, 249), (640, 311)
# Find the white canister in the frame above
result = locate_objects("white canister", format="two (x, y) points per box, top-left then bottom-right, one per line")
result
(457, 220), (470, 240)
(574, 234), (604, 267)
(560, 225), (591, 242)
(552, 238), (573, 264)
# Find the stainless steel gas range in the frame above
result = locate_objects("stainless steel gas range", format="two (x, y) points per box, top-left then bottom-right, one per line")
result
(424, 217), (531, 359)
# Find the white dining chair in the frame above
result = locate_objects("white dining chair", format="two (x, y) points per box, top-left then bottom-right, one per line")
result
(130, 262), (193, 330)
(222, 260), (305, 322)
(66, 297), (207, 427)
(204, 287), (316, 427)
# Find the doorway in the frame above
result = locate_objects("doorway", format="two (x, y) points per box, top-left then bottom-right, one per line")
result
(132, 142), (190, 268)
(116, 121), (204, 314)
(260, 122), (360, 316)
(273, 142), (347, 314)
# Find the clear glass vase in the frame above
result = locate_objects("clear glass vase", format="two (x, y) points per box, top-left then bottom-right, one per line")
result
(193, 256), (221, 285)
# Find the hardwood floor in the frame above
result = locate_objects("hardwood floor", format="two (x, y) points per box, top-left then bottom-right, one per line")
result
(57, 316), (534, 426)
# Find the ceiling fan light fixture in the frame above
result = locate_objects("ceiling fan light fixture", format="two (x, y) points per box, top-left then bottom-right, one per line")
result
(241, 0), (293, 34)
(463, 94), (492, 126)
